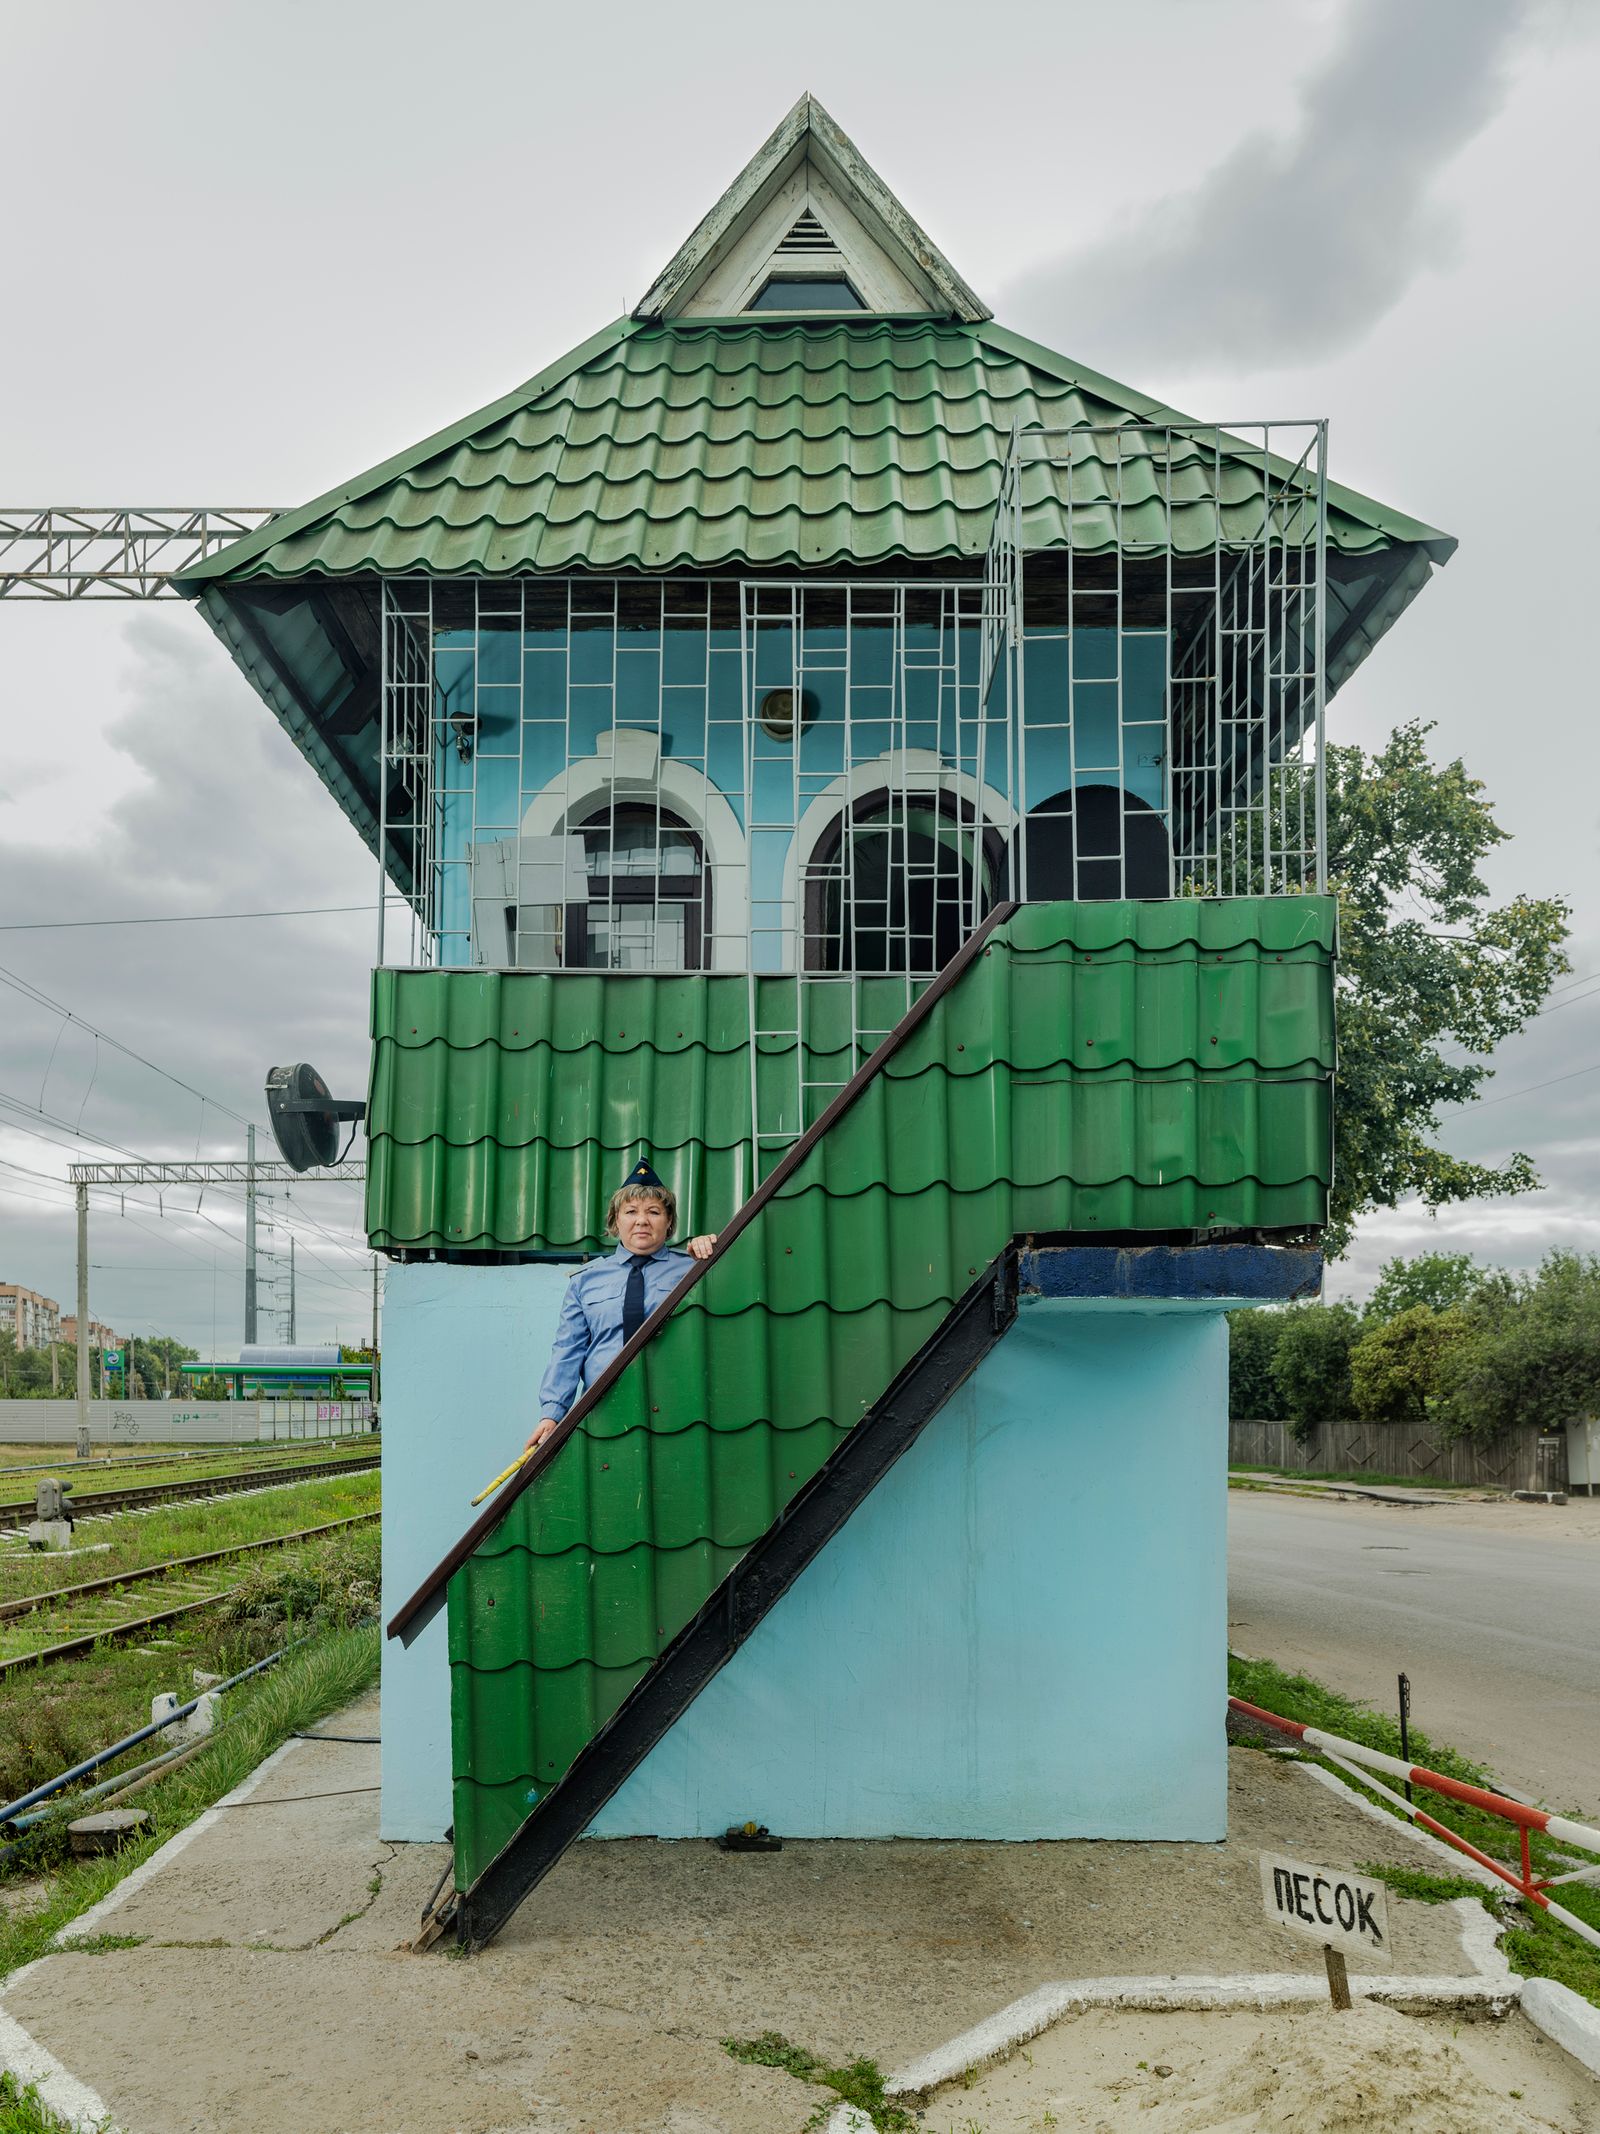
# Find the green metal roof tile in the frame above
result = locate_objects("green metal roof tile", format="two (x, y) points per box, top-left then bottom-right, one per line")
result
(177, 322), (1450, 592)
(432, 898), (1335, 1885)
(368, 903), (1334, 1253)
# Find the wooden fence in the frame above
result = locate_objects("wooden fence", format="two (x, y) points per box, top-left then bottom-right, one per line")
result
(1229, 1417), (1567, 1494)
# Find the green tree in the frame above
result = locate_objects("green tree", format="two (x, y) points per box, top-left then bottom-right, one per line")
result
(1270, 1302), (1360, 1436)
(1321, 723), (1569, 1255)
(1437, 1252), (1600, 1441)
(10, 1346), (55, 1397)
(127, 1333), (197, 1398)
(1350, 1305), (1467, 1421)
(1227, 1309), (1284, 1418)
(1365, 1252), (1491, 1322)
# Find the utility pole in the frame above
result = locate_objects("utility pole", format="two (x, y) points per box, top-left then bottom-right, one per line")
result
(244, 1124), (258, 1347)
(75, 1183), (91, 1458)
(371, 1255), (380, 1352)
(287, 1236), (297, 1344)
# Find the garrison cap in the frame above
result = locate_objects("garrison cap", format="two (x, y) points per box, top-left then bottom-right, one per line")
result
(622, 1157), (666, 1190)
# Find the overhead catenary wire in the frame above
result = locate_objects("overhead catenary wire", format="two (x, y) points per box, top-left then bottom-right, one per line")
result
(1450, 1058), (1600, 1113)
(0, 1105), (374, 1313)
(0, 902), (408, 932)
(0, 960), (255, 1129)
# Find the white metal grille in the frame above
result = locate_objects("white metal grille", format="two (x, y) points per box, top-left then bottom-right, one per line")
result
(985, 420), (1328, 900)
(374, 418), (1328, 1165)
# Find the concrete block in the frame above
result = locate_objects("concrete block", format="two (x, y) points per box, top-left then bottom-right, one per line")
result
(1519, 1975), (1600, 2078)
(68, 1809), (150, 1856)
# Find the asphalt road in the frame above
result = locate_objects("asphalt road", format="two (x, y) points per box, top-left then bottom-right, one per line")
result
(1228, 1492), (1600, 1819)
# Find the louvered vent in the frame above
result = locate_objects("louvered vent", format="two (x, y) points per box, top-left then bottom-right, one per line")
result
(776, 209), (835, 255)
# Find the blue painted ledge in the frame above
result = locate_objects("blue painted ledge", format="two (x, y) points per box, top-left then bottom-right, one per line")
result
(1021, 1242), (1321, 1304)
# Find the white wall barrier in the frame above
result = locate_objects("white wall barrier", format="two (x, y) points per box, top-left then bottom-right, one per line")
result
(0, 1399), (375, 1446)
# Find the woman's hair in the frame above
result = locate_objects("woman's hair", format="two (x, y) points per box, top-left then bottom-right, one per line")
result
(604, 1184), (677, 1239)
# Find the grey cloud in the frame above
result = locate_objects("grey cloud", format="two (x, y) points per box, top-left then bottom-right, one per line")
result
(0, 617), (378, 1343)
(1003, 0), (1530, 373)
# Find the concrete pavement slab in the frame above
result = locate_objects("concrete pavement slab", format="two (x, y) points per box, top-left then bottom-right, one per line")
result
(1, 1699), (1521, 2134)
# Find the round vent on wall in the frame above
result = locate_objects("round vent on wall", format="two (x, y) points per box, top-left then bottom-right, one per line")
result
(758, 688), (817, 742)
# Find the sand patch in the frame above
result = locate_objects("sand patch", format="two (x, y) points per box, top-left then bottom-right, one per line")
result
(936, 2000), (1599, 2132)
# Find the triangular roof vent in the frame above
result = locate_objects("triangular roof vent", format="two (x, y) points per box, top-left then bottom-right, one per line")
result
(776, 209), (834, 255)
(635, 93), (989, 323)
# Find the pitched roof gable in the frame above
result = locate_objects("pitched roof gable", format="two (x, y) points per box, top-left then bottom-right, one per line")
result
(632, 91), (989, 323)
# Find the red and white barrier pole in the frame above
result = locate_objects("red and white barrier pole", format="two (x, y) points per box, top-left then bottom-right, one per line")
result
(1229, 1697), (1600, 1954)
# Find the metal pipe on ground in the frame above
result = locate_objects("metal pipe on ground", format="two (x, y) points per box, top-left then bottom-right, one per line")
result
(0, 1639), (299, 1829)
(6, 1740), (202, 1830)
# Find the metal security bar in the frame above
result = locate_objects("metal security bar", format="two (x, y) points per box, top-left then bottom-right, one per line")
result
(988, 420), (1328, 899)
(740, 579), (1008, 1169)
(374, 418), (1327, 1167)
(0, 509), (277, 599)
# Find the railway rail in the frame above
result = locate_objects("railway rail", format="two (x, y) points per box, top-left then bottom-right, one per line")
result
(0, 1451), (380, 1525)
(0, 1509), (381, 1675)
(0, 1440), (374, 1484)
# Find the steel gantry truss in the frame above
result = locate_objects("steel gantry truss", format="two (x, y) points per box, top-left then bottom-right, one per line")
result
(68, 1161), (365, 1187)
(64, 1156), (369, 1449)
(0, 508), (278, 599)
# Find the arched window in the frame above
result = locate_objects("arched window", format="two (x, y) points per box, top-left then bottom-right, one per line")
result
(804, 791), (1003, 974)
(569, 804), (710, 970)
(1020, 785), (1171, 902)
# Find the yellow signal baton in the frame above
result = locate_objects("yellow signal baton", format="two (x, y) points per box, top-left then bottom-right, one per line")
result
(470, 1449), (533, 1508)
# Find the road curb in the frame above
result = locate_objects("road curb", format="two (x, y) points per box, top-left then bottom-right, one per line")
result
(1519, 1976), (1600, 2077)
(851, 1900), (1513, 2110)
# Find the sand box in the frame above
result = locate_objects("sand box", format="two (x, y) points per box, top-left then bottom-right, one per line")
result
(936, 2000), (1599, 2132)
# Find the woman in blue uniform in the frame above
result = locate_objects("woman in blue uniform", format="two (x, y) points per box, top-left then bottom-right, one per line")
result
(525, 1159), (717, 1453)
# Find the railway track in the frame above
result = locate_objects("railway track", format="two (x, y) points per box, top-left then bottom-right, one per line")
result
(0, 1451), (380, 1526)
(0, 1441), (374, 1484)
(0, 1509), (381, 1675)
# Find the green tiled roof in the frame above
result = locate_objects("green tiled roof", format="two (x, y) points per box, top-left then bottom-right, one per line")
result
(177, 319), (1452, 588)
(436, 896), (1335, 1887)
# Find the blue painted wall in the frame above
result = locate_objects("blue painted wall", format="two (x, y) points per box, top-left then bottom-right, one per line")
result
(378, 1259), (571, 1841)
(431, 617), (1168, 960)
(591, 1301), (1229, 1841)
(381, 1279), (1230, 1843)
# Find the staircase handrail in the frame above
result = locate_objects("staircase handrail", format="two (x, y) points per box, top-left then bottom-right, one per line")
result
(386, 900), (1019, 1645)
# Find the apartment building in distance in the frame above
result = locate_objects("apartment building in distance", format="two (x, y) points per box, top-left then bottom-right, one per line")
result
(0, 1284), (61, 1350)
(59, 1315), (125, 1354)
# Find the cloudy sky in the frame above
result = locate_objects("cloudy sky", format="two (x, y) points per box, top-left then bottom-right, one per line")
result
(1, 0), (1595, 1347)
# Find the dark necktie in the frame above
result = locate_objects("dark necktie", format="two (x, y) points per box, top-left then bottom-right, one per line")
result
(622, 1253), (650, 1343)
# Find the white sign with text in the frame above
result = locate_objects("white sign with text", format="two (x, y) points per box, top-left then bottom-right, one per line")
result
(1259, 1852), (1391, 1963)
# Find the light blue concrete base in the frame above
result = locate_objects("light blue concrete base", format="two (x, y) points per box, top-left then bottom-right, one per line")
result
(592, 1302), (1228, 1840)
(378, 1260), (571, 1841)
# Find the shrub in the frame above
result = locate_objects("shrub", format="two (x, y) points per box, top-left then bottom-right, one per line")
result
(1270, 1302), (1360, 1439)
(1364, 1251), (1492, 1322)
(1350, 1305), (1468, 1421)
(1227, 1309), (1284, 1419)
(1436, 1251), (1600, 1441)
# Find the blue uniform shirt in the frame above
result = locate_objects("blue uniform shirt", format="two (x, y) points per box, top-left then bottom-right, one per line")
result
(537, 1243), (694, 1421)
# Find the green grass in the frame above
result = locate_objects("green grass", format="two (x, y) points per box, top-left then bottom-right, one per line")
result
(0, 1469), (379, 1602)
(1230, 1652), (1600, 2006)
(0, 2070), (103, 2134)
(722, 2033), (916, 2131)
(0, 1526), (379, 1810)
(0, 1621), (378, 1982)
(1356, 1863), (1492, 1906)
(0, 1441), (373, 1494)
(1228, 1464), (1471, 1492)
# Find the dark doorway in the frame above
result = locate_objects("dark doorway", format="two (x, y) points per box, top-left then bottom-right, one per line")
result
(805, 791), (1002, 973)
(1020, 785), (1171, 902)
